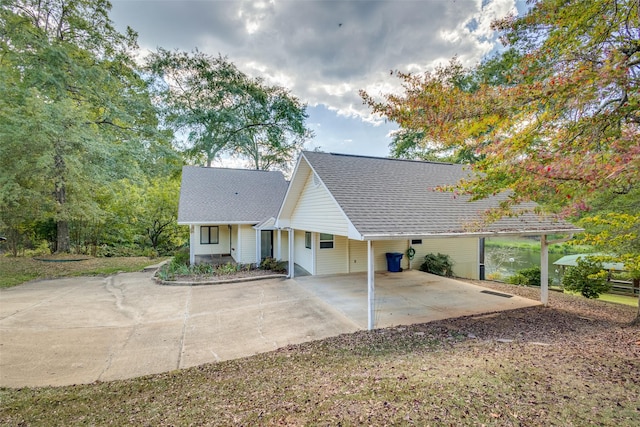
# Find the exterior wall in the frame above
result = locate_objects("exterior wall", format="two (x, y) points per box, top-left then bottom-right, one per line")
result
(316, 235), (349, 275)
(348, 239), (368, 273)
(278, 229), (289, 262)
(372, 240), (408, 272)
(410, 237), (479, 279)
(191, 224), (231, 258)
(237, 224), (258, 264)
(230, 224), (238, 262)
(294, 229), (313, 274)
(289, 172), (349, 236)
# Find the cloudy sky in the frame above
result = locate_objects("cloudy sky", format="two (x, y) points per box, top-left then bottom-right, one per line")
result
(110, 0), (525, 163)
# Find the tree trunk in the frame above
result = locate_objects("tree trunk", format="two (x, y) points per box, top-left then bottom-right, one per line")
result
(57, 220), (70, 253)
(54, 152), (70, 253)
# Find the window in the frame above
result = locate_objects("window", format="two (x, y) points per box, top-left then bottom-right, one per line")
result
(411, 239), (423, 245)
(200, 226), (219, 244)
(305, 232), (311, 249)
(319, 233), (334, 249)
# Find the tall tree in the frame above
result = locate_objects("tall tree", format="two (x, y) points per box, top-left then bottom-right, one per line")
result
(362, 0), (638, 212)
(233, 82), (309, 170)
(361, 0), (639, 318)
(0, 0), (162, 252)
(146, 49), (310, 170)
(145, 49), (248, 167)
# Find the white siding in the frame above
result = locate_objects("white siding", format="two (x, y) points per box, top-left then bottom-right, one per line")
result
(411, 237), (479, 279)
(290, 172), (349, 236)
(191, 224), (230, 257)
(373, 240), (408, 272)
(294, 230), (313, 274)
(348, 239), (368, 273)
(316, 235), (349, 275)
(237, 224), (258, 264)
(230, 224), (238, 262)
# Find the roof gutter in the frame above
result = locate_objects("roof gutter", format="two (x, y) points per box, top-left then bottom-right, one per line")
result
(359, 228), (584, 241)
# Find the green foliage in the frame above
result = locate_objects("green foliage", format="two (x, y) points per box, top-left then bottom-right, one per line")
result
(507, 266), (541, 287)
(362, 0), (639, 215)
(0, 0), (177, 254)
(157, 250), (255, 281)
(172, 250), (190, 267)
(259, 257), (287, 273)
(562, 259), (611, 299)
(145, 49), (311, 170)
(419, 253), (454, 277)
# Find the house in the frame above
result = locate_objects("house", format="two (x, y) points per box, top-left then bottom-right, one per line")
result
(275, 152), (582, 328)
(177, 166), (289, 266)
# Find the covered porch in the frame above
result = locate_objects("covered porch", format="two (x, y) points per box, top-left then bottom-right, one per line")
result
(286, 230), (575, 330)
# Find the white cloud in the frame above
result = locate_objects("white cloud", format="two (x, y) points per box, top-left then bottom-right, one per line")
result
(110, 0), (517, 155)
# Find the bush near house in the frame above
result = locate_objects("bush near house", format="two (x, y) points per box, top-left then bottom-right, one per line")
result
(419, 253), (454, 277)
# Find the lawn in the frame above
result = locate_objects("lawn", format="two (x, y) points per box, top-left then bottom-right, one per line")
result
(1, 281), (638, 426)
(0, 255), (166, 288)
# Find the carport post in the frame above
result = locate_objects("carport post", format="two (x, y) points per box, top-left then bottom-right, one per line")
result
(277, 229), (282, 260)
(540, 234), (549, 306)
(189, 225), (196, 265)
(367, 240), (375, 330)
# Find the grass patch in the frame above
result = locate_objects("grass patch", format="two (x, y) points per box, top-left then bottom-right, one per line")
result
(485, 237), (592, 254)
(0, 256), (166, 288)
(597, 293), (638, 307)
(562, 289), (638, 307)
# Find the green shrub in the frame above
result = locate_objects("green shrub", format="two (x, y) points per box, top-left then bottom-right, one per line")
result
(507, 266), (541, 286)
(507, 273), (528, 286)
(419, 253), (454, 277)
(562, 258), (610, 299)
(216, 262), (239, 275)
(172, 250), (190, 267)
(259, 257), (287, 273)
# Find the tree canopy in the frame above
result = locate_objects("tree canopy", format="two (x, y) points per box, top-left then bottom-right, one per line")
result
(0, 0), (176, 253)
(146, 49), (310, 170)
(362, 0), (639, 214)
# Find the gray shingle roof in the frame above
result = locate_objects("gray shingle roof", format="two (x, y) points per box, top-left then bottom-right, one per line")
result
(178, 166), (288, 224)
(302, 151), (581, 237)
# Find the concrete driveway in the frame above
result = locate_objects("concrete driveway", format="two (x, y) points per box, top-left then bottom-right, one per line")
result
(0, 270), (538, 388)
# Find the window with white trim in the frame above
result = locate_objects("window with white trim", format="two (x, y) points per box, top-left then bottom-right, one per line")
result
(200, 226), (219, 244)
(319, 233), (334, 249)
(305, 231), (311, 249)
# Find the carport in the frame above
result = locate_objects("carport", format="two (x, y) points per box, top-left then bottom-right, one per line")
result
(294, 270), (540, 329)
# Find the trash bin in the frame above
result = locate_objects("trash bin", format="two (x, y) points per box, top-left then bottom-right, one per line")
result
(385, 252), (403, 272)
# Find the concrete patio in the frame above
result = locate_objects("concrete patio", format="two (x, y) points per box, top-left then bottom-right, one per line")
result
(295, 270), (540, 329)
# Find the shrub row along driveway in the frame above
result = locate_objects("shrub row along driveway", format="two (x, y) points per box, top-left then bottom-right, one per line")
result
(0, 270), (538, 387)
